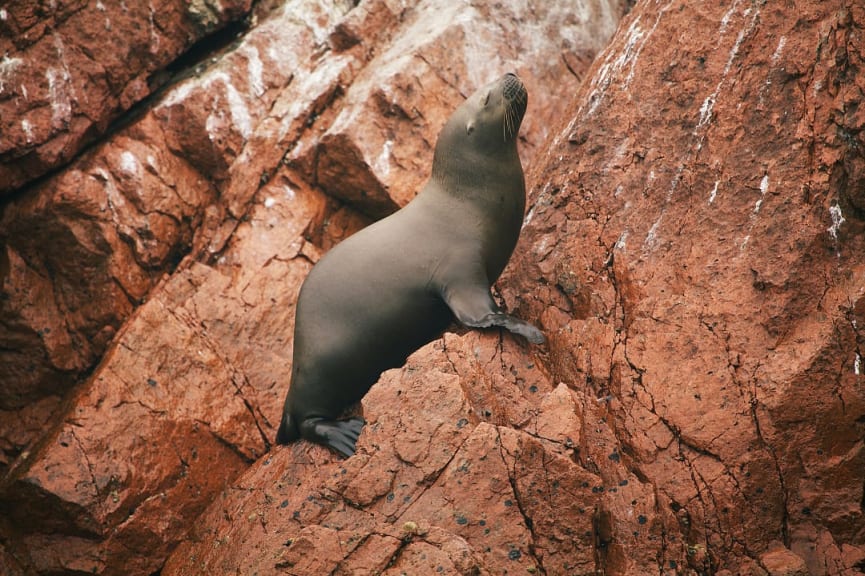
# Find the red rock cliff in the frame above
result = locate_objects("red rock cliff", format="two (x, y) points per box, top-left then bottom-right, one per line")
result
(2, 0), (864, 575)
(0, 0), (624, 573)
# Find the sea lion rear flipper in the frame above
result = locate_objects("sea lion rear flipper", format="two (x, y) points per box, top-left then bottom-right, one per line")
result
(443, 283), (545, 344)
(299, 416), (366, 458)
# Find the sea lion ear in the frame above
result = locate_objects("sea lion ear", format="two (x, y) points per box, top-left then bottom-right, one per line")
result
(466, 120), (475, 135)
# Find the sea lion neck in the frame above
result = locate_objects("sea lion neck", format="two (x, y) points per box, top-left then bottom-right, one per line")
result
(429, 139), (522, 200)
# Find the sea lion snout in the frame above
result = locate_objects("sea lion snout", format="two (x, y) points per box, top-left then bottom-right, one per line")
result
(501, 73), (527, 141)
(502, 72), (526, 103)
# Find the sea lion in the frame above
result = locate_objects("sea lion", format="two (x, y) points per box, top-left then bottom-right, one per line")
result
(276, 73), (543, 457)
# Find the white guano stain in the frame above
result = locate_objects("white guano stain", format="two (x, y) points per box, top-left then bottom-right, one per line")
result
(645, 217), (661, 250)
(46, 67), (72, 128)
(577, 0), (672, 122)
(93, 167), (124, 220)
(828, 203), (845, 240)
(582, 16), (642, 118)
(46, 32), (76, 128)
(264, 197), (276, 208)
(247, 46), (265, 97)
(697, 3), (758, 133)
(119, 150), (141, 177)
(148, 0), (159, 52)
(719, 0), (742, 34)
(374, 139), (393, 179)
(0, 54), (23, 94)
(523, 205), (535, 227)
(162, 71), (253, 142)
(855, 353), (861, 376)
(754, 174), (768, 213)
(0, 9), (7, 20)
(277, 55), (350, 141)
(771, 36), (787, 65)
(21, 119), (33, 143)
(224, 78), (252, 139)
(708, 180), (719, 204)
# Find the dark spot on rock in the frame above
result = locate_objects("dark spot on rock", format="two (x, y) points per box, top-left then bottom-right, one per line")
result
(638, 515), (647, 525)
(147, 378), (158, 387)
(456, 418), (469, 429)
(387, 493), (395, 502)
(802, 507), (811, 515)
(529, 385), (538, 393)
(609, 450), (620, 462)
(59, 440), (69, 447)
(455, 515), (468, 525)
(279, 500), (289, 508)
(508, 548), (521, 560)
(504, 499), (513, 507)
(292, 511), (300, 519)
(670, 560), (678, 569)
(619, 479), (629, 486)
(479, 519), (486, 526)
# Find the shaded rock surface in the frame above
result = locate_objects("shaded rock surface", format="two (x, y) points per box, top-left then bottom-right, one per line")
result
(0, 0), (624, 574)
(0, 0), (252, 194)
(1, 0), (863, 575)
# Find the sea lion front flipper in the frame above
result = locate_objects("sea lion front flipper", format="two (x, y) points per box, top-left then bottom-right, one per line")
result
(443, 282), (545, 344)
(482, 312), (545, 344)
(299, 416), (365, 458)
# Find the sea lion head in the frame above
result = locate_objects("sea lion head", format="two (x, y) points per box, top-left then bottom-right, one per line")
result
(435, 73), (528, 160)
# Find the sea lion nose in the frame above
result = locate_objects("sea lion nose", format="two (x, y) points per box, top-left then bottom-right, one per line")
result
(502, 73), (525, 102)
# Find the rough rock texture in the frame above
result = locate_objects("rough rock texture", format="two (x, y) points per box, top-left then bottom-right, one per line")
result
(504, 0), (865, 572)
(0, 0), (622, 574)
(163, 0), (865, 574)
(3, 0), (863, 574)
(0, 0), (252, 195)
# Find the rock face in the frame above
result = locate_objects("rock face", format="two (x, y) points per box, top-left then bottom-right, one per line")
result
(0, 0), (252, 195)
(506, 0), (865, 572)
(0, 0), (623, 574)
(2, 0), (863, 575)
